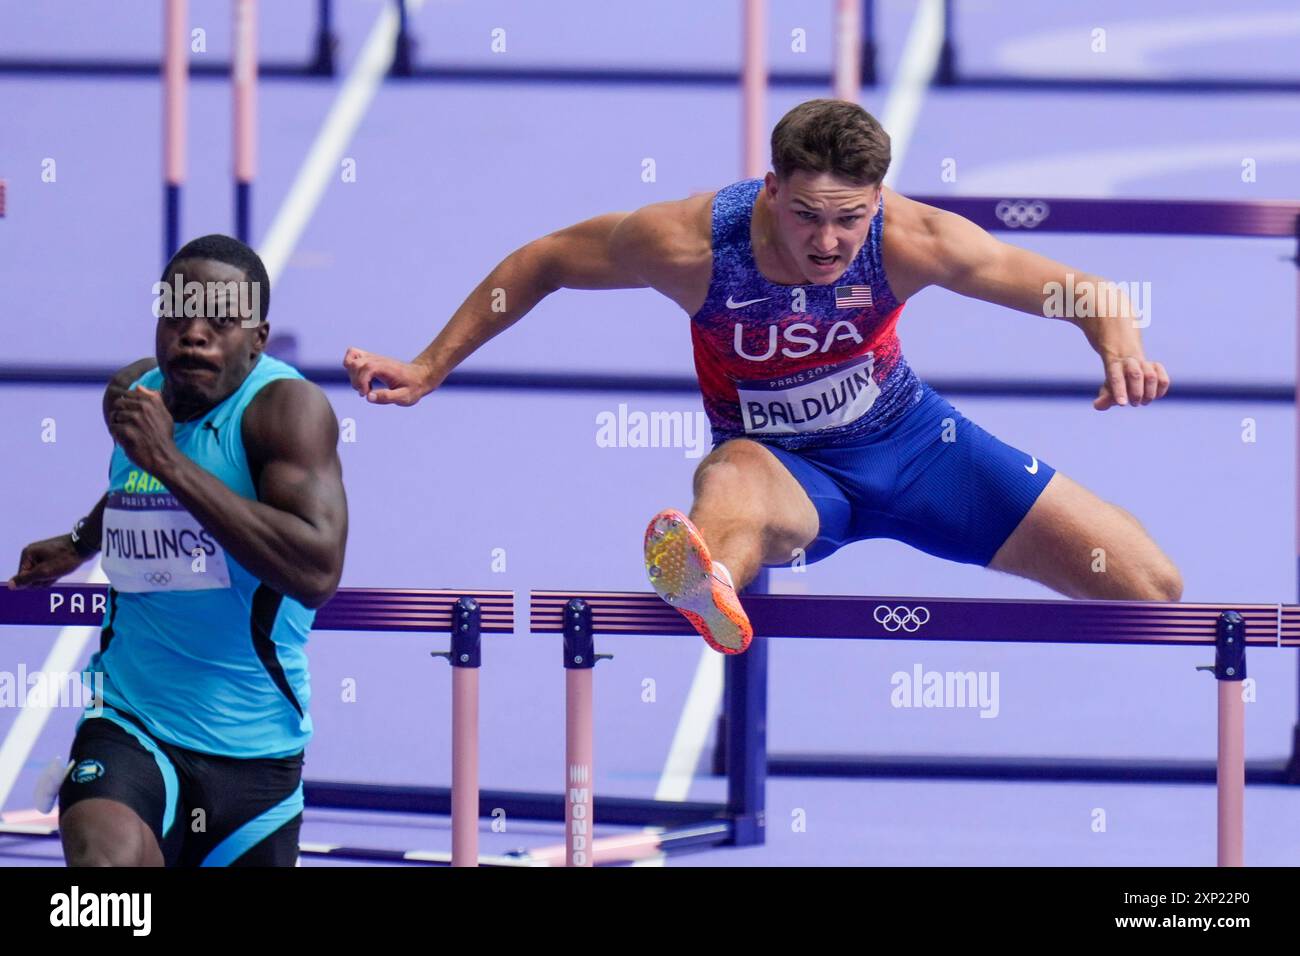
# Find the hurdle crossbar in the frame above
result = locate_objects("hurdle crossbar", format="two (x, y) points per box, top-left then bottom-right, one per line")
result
(0, 585), (726, 866)
(0, 585), (519, 866)
(934, 0), (1300, 95)
(531, 589), (1294, 864)
(389, 0), (875, 89)
(0, 0), (334, 78)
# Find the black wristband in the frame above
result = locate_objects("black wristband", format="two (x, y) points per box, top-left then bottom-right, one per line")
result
(69, 517), (99, 558)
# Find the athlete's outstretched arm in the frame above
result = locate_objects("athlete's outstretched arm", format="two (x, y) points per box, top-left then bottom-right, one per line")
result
(342, 208), (679, 406)
(908, 203), (1169, 411)
(106, 377), (348, 608)
(8, 359), (162, 589)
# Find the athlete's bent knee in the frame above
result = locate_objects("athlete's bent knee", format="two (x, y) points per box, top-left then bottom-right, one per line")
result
(63, 825), (150, 867)
(693, 444), (766, 504)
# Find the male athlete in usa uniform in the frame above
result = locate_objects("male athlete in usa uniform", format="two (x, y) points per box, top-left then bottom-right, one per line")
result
(9, 235), (348, 865)
(342, 99), (1180, 656)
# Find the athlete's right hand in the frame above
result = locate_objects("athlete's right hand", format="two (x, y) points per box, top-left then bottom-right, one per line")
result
(8, 535), (87, 589)
(342, 347), (438, 407)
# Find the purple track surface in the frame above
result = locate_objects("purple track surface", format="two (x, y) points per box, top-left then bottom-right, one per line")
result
(1, 1), (1298, 866)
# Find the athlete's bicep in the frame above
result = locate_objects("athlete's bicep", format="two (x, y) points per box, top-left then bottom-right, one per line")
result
(531, 212), (649, 291)
(244, 380), (347, 540)
(929, 211), (1070, 316)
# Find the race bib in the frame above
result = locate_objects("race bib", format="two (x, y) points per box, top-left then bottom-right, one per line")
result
(737, 353), (881, 436)
(100, 492), (231, 593)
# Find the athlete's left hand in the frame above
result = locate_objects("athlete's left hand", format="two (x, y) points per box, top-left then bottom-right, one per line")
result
(109, 386), (179, 475)
(1094, 351), (1170, 410)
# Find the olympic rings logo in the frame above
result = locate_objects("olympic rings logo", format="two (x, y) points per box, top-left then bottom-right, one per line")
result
(994, 199), (1050, 229)
(143, 571), (172, 586)
(873, 605), (931, 633)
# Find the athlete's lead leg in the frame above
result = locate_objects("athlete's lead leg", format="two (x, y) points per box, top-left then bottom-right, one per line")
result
(644, 439), (818, 654)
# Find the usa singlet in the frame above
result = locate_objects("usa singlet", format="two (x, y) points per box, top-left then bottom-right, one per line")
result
(690, 178), (922, 450)
(92, 354), (314, 758)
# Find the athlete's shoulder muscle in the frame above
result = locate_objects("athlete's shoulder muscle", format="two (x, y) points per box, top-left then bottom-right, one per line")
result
(880, 188), (996, 301)
(609, 192), (714, 313)
(242, 377), (339, 475)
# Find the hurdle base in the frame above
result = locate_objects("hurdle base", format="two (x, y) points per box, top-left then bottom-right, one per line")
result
(395, 65), (854, 88)
(305, 780), (730, 827)
(309, 31), (337, 76)
(715, 752), (1295, 785)
(938, 73), (1300, 95)
(1286, 723), (1300, 785)
(0, 59), (335, 79)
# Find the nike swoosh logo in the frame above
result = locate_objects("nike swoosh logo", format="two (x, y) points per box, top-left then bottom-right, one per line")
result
(1025, 457), (1039, 475)
(726, 295), (771, 309)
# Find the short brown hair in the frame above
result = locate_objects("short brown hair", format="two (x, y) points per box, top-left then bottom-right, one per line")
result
(770, 99), (891, 186)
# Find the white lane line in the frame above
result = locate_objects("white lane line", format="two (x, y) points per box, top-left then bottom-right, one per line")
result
(0, 563), (105, 810)
(259, 0), (426, 284)
(654, 648), (725, 802)
(881, 0), (944, 190)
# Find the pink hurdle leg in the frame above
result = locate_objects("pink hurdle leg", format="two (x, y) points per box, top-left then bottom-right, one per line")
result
(741, 0), (767, 179)
(162, 0), (188, 258)
(452, 666), (479, 867)
(440, 598), (483, 867)
(833, 0), (861, 102)
(232, 0), (257, 243)
(566, 668), (594, 867)
(1217, 679), (1245, 866)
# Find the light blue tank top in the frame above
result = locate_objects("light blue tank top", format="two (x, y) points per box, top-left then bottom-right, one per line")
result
(90, 354), (315, 758)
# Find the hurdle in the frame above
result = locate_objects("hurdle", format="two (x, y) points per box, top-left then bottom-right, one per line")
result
(0, 585), (731, 867)
(933, 0), (1300, 94)
(0, 584), (526, 866)
(163, 0), (259, 261)
(527, 589), (1299, 865)
(388, 0), (875, 88)
(0, 1), (334, 78)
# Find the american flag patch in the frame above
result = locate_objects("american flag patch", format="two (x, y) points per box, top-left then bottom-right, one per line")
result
(834, 285), (872, 308)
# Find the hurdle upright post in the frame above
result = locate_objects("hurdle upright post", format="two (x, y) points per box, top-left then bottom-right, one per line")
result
(935, 0), (957, 85)
(833, 0), (862, 101)
(563, 599), (598, 866)
(430, 597), (482, 866)
(391, 0), (414, 77)
(742, 0), (767, 181)
(310, 0), (337, 76)
(233, 0), (257, 245)
(451, 599), (481, 866)
(162, 0), (188, 263)
(1292, 215), (1300, 786)
(860, 0), (877, 86)
(724, 569), (769, 846)
(1213, 612), (1246, 866)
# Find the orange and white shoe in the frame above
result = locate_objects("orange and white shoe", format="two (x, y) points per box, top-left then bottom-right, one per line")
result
(643, 509), (753, 655)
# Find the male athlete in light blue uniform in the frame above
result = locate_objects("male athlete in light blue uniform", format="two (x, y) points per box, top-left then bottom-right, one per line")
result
(9, 235), (348, 866)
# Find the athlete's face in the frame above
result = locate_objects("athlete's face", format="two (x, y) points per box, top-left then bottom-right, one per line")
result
(764, 170), (880, 284)
(155, 257), (268, 417)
